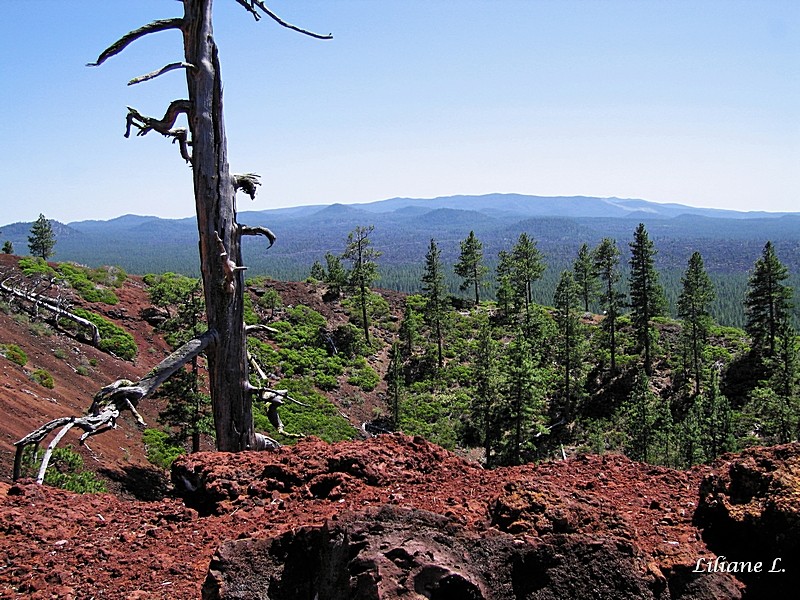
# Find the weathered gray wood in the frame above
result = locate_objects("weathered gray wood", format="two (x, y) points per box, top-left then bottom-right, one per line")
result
(184, 0), (254, 452)
(0, 277), (101, 345)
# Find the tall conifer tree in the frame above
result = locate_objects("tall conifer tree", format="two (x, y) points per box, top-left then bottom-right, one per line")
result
(553, 270), (583, 417)
(573, 243), (599, 313)
(27, 213), (56, 260)
(745, 241), (794, 358)
(510, 233), (545, 318)
(677, 251), (715, 396)
(628, 223), (665, 376)
(343, 225), (381, 345)
(592, 238), (624, 374)
(421, 238), (448, 369)
(454, 230), (488, 305)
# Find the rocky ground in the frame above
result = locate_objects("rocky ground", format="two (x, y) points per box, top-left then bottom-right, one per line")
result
(2, 435), (798, 599)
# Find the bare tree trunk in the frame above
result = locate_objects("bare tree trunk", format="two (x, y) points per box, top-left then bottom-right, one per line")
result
(183, 0), (253, 452)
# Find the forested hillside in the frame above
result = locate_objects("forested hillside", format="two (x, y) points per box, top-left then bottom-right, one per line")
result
(2, 195), (798, 327)
(1, 224), (798, 484)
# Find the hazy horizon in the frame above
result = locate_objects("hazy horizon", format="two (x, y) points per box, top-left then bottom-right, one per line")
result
(2, 1), (797, 223)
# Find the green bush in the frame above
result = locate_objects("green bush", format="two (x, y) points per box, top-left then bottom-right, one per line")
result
(18, 256), (56, 278)
(1, 343), (28, 366)
(18, 258), (121, 305)
(31, 368), (54, 388)
(58, 263), (119, 304)
(72, 308), (137, 360)
(142, 428), (186, 470)
(41, 447), (107, 494)
(347, 360), (380, 392)
(252, 377), (357, 443)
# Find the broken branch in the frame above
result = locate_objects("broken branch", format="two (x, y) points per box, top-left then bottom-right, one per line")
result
(88, 18), (184, 67)
(215, 231), (246, 294)
(240, 225), (276, 248)
(233, 173), (261, 200)
(234, 0), (332, 39)
(13, 330), (218, 483)
(128, 62), (195, 86)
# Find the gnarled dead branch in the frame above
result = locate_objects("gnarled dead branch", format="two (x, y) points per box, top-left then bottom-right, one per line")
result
(87, 18), (184, 67)
(0, 276), (101, 345)
(247, 352), (306, 438)
(13, 330), (218, 483)
(128, 62), (195, 86)
(214, 231), (247, 294)
(233, 172), (261, 200)
(234, 0), (333, 38)
(240, 224), (276, 248)
(125, 102), (192, 162)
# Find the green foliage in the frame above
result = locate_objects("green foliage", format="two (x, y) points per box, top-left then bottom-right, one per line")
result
(453, 230), (488, 305)
(72, 307), (137, 360)
(18, 256), (57, 278)
(1, 343), (28, 366)
(253, 377), (357, 443)
(745, 241), (794, 359)
(31, 368), (54, 388)
(399, 389), (470, 450)
(347, 359), (380, 391)
(142, 428), (186, 470)
(2, 240), (13, 255)
(27, 213), (56, 259)
(18, 258), (121, 304)
(20, 446), (107, 494)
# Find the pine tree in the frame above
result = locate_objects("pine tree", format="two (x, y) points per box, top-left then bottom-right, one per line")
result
(27, 213), (56, 260)
(699, 368), (735, 460)
(510, 233), (545, 318)
(472, 317), (501, 466)
(495, 250), (515, 318)
(621, 369), (656, 463)
(592, 238), (624, 374)
(312, 252), (348, 298)
(500, 333), (545, 465)
(421, 238), (448, 369)
(553, 270), (583, 419)
(628, 223), (666, 376)
(144, 273), (209, 452)
(745, 241), (794, 358)
(2, 241), (13, 255)
(677, 251), (715, 396)
(454, 230), (488, 305)
(573, 243), (599, 313)
(343, 225), (381, 345)
(399, 297), (424, 357)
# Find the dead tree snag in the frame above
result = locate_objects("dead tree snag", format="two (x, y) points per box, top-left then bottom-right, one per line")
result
(13, 1), (331, 481)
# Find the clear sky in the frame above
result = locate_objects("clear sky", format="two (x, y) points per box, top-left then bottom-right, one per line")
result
(1, 0), (798, 224)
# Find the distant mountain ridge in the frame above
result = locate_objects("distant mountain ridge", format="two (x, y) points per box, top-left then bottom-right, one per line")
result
(1, 194), (798, 284)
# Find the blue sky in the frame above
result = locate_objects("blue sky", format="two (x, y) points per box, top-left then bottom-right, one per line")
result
(1, 0), (798, 223)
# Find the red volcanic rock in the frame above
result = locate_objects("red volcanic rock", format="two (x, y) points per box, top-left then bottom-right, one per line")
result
(5, 434), (787, 598)
(695, 443), (800, 597)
